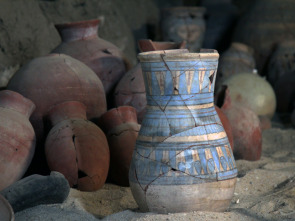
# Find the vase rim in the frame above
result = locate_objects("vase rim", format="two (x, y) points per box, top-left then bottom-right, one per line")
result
(138, 49), (219, 62)
(54, 19), (100, 29)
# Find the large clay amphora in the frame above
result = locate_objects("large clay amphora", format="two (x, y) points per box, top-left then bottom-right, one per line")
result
(129, 49), (237, 213)
(0, 90), (36, 190)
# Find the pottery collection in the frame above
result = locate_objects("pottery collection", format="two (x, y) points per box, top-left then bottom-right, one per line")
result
(129, 49), (237, 213)
(0, 90), (36, 191)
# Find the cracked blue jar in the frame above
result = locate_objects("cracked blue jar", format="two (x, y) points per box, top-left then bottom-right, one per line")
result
(129, 49), (237, 213)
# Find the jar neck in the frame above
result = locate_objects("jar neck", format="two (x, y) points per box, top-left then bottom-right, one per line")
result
(0, 90), (35, 119)
(55, 19), (99, 42)
(48, 101), (87, 125)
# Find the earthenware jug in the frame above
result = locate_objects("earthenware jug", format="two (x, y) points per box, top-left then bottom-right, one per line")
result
(52, 19), (126, 95)
(45, 101), (109, 191)
(129, 49), (237, 213)
(0, 90), (36, 191)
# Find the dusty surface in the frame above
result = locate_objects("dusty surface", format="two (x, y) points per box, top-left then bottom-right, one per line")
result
(15, 128), (295, 220)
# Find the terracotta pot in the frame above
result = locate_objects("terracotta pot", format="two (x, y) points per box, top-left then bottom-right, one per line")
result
(201, 0), (238, 51)
(0, 194), (14, 221)
(130, 49), (237, 213)
(218, 42), (256, 79)
(114, 40), (186, 123)
(0, 90), (36, 191)
(222, 72), (276, 118)
(233, 0), (295, 73)
(7, 53), (106, 174)
(52, 19), (126, 95)
(45, 101), (109, 191)
(215, 106), (234, 151)
(220, 87), (262, 161)
(161, 7), (206, 52)
(100, 106), (140, 186)
(274, 71), (295, 113)
(268, 40), (295, 86)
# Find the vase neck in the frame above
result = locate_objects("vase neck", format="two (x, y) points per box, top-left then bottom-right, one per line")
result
(0, 90), (35, 119)
(48, 101), (87, 126)
(55, 19), (99, 42)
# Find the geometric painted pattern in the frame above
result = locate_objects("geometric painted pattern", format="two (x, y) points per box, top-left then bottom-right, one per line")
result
(130, 54), (237, 186)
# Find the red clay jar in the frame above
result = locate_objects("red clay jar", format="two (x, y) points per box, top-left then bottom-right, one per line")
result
(0, 90), (36, 190)
(52, 19), (126, 95)
(45, 101), (110, 191)
(100, 106), (140, 186)
(7, 54), (106, 175)
(220, 87), (262, 161)
(215, 105), (234, 151)
(114, 40), (186, 123)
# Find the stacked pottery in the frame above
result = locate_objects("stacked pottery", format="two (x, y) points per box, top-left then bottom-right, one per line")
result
(100, 106), (140, 186)
(114, 40), (186, 123)
(218, 42), (256, 79)
(201, 0), (238, 51)
(7, 53), (106, 174)
(267, 41), (295, 86)
(0, 90), (36, 190)
(52, 19), (126, 96)
(218, 87), (262, 161)
(129, 49), (237, 213)
(45, 101), (109, 191)
(161, 7), (206, 52)
(233, 0), (295, 73)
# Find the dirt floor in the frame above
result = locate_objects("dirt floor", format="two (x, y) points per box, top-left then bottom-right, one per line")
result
(15, 127), (295, 221)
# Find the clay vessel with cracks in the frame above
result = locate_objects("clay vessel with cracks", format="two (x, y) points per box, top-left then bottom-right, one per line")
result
(129, 49), (237, 213)
(114, 39), (186, 123)
(218, 86), (262, 161)
(45, 101), (109, 191)
(100, 106), (140, 186)
(161, 7), (206, 52)
(7, 53), (107, 175)
(0, 90), (36, 191)
(52, 19), (126, 96)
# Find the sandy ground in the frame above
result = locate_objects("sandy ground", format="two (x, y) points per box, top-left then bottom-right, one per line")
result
(16, 128), (295, 221)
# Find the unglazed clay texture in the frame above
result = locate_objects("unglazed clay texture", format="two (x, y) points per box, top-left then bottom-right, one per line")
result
(129, 51), (237, 213)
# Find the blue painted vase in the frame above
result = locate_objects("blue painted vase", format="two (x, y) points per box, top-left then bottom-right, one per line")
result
(129, 49), (237, 213)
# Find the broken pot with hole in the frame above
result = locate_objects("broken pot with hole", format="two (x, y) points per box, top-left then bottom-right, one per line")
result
(100, 106), (140, 187)
(45, 101), (109, 191)
(0, 90), (36, 191)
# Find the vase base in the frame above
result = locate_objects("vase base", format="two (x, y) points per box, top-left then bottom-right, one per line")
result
(130, 177), (237, 214)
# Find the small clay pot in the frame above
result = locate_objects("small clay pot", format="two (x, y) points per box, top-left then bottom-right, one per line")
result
(0, 90), (36, 191)
(274, 71), (295, 113)
(161, 7), (206, 52)
(215, 106), (234, 151)
(219, 87), (262, 161)
(52, 19), (126, 95)
(114, 40), (186, 123)
(100, 106), (140, 186)
(45, 101), (110, 191)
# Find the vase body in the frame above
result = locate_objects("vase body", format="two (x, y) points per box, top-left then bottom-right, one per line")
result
(114, 40), (186, 123)
(52, 19), (126, 95)
(45, 101), (109, 191)
(7, 53), (106, 174)
(100, 106), (140, 186)
(0, 90), (36, 190)
(129, 50), (237, 213)
(161, 7), (206, 52)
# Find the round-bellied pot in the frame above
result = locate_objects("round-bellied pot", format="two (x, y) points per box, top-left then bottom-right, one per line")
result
(161, 7), (206, 52)
(7, 53), (106, 174)
(220, 87), (262, 161)
(52, 19), (126, 95)
(100, 106), (140, 186)
(114, 40), (186, 123)
(45, 101), (109, 191)
(0, 90), (36, 191)
(129, 49), (237, 213)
